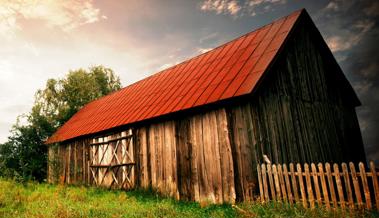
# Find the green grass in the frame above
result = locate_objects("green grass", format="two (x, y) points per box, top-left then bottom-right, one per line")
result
(0, 178), (377, 218)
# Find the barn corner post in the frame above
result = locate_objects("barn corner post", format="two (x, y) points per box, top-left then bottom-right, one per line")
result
(47, 143), (62, 184)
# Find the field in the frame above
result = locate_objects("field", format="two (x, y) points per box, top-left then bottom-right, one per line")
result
(0, 178), (376, 218)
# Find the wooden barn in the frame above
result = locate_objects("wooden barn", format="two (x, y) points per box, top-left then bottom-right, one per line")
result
(47, 9), (366, 203)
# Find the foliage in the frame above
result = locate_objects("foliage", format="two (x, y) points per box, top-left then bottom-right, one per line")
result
(0, 66), (121, 182)
(0, 178), (376, 218)
(33, 65), (121, 129)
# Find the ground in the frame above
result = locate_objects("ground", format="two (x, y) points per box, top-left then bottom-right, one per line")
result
(0, 178), (376, 218)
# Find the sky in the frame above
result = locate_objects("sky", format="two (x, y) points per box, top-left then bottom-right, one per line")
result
(0, 0), (378, 161)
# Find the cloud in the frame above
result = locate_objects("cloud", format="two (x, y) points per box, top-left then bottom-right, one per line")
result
(197, 47), (213, 54)
(199, 0), (286, 17)
(200, 0), (241, 16)
(0, 0), (104, 37)
(326, 19), (375, 52)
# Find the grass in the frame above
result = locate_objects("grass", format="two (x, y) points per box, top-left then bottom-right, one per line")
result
(0, 178), (377, 218)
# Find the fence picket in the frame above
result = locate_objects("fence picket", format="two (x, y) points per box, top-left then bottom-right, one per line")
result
(278, 165), (288, 202)
(333, 164), (345, 209)
(262, 164), (269, 202)
(359, 162), (371, 209)
(304, 164), (315, 209)
(267, 164), (276, 200)
(311, 163), (322, 206)
(297, 164), (307, 208)
(341, 163), (354, 209)
(369, 161), (379, 210)
(283, 164), (293, 204)
(318, 163), (330, 209)
(257, 164), (264, 202)
(350, 162), (363, 208)
(273, 165), (281, 201)
(290, 163), (299, 203)
(325, 163), (337, 208)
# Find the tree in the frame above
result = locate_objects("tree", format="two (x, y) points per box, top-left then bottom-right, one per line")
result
(0, 65), (122, 181)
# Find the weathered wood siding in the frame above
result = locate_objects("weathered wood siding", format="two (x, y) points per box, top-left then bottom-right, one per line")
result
(135, 109), (236, 203)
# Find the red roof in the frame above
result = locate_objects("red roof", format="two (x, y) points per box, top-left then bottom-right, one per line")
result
(47, 9), (303, 144)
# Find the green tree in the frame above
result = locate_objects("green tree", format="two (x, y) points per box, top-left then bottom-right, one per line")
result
(0, 65), (122, 181)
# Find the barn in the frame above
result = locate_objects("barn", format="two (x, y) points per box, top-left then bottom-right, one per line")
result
(46, 9), (366, 203)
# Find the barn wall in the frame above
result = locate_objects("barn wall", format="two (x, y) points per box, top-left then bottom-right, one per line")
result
(48, 108), (237, 203)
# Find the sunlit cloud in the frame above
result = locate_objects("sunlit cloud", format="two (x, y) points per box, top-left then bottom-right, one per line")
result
(200, 0), (241, 16)
(197, 47), (213, 54)
(0, 0), (104, 37)
(326, 19), (374, 52)
(199, 0), (286, 17)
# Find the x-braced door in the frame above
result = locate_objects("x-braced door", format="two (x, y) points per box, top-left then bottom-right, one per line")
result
(89, 129), (135, 189)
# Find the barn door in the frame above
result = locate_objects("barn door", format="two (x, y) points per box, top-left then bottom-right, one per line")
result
(89, 129), (135, 189)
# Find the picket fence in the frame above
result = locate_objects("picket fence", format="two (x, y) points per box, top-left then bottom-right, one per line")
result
(257, 161), (379, 210)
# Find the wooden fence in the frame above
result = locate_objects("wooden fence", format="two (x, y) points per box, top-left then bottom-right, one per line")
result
(257, 161), (379, 210)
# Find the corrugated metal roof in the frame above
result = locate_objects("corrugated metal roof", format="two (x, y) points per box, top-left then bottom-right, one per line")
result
(47, 9), (303, 144)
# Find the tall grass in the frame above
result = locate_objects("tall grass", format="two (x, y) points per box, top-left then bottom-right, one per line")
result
(0, 178), (377, 218)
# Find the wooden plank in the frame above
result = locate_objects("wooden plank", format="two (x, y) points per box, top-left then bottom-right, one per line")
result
(283, 164), (293, 204)
(325, 163), (337, 208)
(341, 163), (354, 209)
(311, 163), (322, 206)
(359, 162), (371, 209)
(297, 163), (307, 208)
(149, 125), (157, 188)
(257, 163), (264, 202)
(318, 163), (330, 209)
(290, 163), (299, 203)
(370, 161), (379, 211)
(216, 109), (235, 203)
(262, 164), (269, 202)
(350, 162), (363, 208)
(278, 165), (288, 202)
(333, 164), (345, 209)
(189, 115), (200, 202)
(267, 164), (276, 201)
(272, 165), (281, 201)
(304, 163), (314, 209)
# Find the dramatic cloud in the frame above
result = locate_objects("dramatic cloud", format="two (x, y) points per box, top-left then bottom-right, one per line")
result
(0, 0), (104, 37)
(199, 0), (286, 17)
(200, 0), (241, 16)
